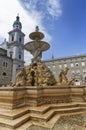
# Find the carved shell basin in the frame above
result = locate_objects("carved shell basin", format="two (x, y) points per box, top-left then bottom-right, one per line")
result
(29, 32), (44, 40)
(24, 41), (50, 52)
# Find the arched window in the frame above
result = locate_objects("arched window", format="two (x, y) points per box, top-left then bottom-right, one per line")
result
(18, 65), (21, 68)
(75, 63), (79, 67)
(75, 79), (80, 86)
(12, 35), (14, 41)
(3, 62), (5, 67)
(2, 72), (6, 76)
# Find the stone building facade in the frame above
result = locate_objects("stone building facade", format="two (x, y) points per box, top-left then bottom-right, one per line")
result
(0, 48), (12, 86)
(44, 54), (86, 85)
(0, 15), (25, 85)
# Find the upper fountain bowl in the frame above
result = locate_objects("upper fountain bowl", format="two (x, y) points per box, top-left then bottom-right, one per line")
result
(29, 32), (44, 41)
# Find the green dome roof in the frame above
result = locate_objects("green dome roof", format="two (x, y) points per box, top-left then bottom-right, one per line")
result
(13, 16), (22, 29)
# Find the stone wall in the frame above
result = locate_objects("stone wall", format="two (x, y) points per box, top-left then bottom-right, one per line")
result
(0, 86), (86, 109)
(0, 55), (12, 86)
(25, 86), (86, 106)
(0, 87), (26, 109)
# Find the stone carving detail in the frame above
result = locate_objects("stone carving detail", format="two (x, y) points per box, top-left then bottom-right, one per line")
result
(12, 62), (56, 87)
(41, 96), (70, 104)
(31, 47), (42, 63)
(12, 68), (26, 87)
(12, 65), (75, 87)
(57, 67), (74, 86)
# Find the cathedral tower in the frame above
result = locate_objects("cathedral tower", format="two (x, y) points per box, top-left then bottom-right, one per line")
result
(7, 15), (25, 82)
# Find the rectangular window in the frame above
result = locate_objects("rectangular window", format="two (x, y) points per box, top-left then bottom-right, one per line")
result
(10, 53), (12, 58)
(12, 35), (14, 41)
(76, 70), (80, 75)
(64, 64), (67, 67)
(48, 66), (51, 68)
(53, 65), (55, 68)
(71, 63), (74, 67)
(2, 62), (7, 68)
(19, 54), (21, 59)
(71, 70), (75, 74)
(83, 70), (86, 75)
(19, 37), (21, 42)
(82, 62), (85, 66)
(6, 62), (7, 67)
(3, 62), (5, 67)
(59, 65), (62, 68)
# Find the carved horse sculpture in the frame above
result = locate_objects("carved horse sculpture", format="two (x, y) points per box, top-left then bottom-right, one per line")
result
(58, 67), (74, 85)
(59, 67), (69, 84)
(11, 68), (26, 87)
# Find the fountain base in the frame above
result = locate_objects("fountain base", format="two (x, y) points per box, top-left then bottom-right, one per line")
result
(0, 86), (86, 129)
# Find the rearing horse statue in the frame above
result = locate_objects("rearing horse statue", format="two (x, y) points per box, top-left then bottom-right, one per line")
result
(57, 67), (74, 86)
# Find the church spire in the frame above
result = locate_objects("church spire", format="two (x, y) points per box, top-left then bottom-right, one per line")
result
(13, 15), (22, 30)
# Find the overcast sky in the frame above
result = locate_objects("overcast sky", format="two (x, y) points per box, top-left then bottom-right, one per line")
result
(0, 0), (86, 65)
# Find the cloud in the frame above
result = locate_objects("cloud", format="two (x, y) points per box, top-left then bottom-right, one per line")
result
(19, 0), (62, 19)
(47, 0), (62, 17)
(0, 0), (62, 65)
(0, 0), (35, 65)
(0, 0), (43, 41)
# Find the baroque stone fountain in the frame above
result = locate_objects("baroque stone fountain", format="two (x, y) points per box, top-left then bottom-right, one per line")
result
(12, 26), (56, 87)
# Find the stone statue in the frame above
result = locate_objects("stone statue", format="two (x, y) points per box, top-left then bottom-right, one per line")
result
(59, 67), (69, 83)
(35, 26), (39, 32)
(31, 47), (42, 63)
(12, 68), (26, 87)
(57, 67), (74, 86)
(12, 62), (56, 87)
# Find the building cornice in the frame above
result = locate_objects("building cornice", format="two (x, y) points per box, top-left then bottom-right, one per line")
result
(8, 28), (25, 36)
(43, 54), (86, 62)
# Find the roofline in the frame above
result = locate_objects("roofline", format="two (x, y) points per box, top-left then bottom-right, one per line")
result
(0, 54), (13, 60)
(0, 47), (7, 52)
(43, 54), (86, 62)
(8, 29), (25, 36)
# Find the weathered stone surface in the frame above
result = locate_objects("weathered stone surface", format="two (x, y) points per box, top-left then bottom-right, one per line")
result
(0, 86), (86, 129)
(0, 86), (86, 109)
(26, 114), (86, 130)
(0, 53), (12, 86)
(0, 87), (26, 109)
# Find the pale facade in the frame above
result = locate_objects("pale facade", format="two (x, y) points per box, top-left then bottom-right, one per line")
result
(44, 54), (86, 85)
